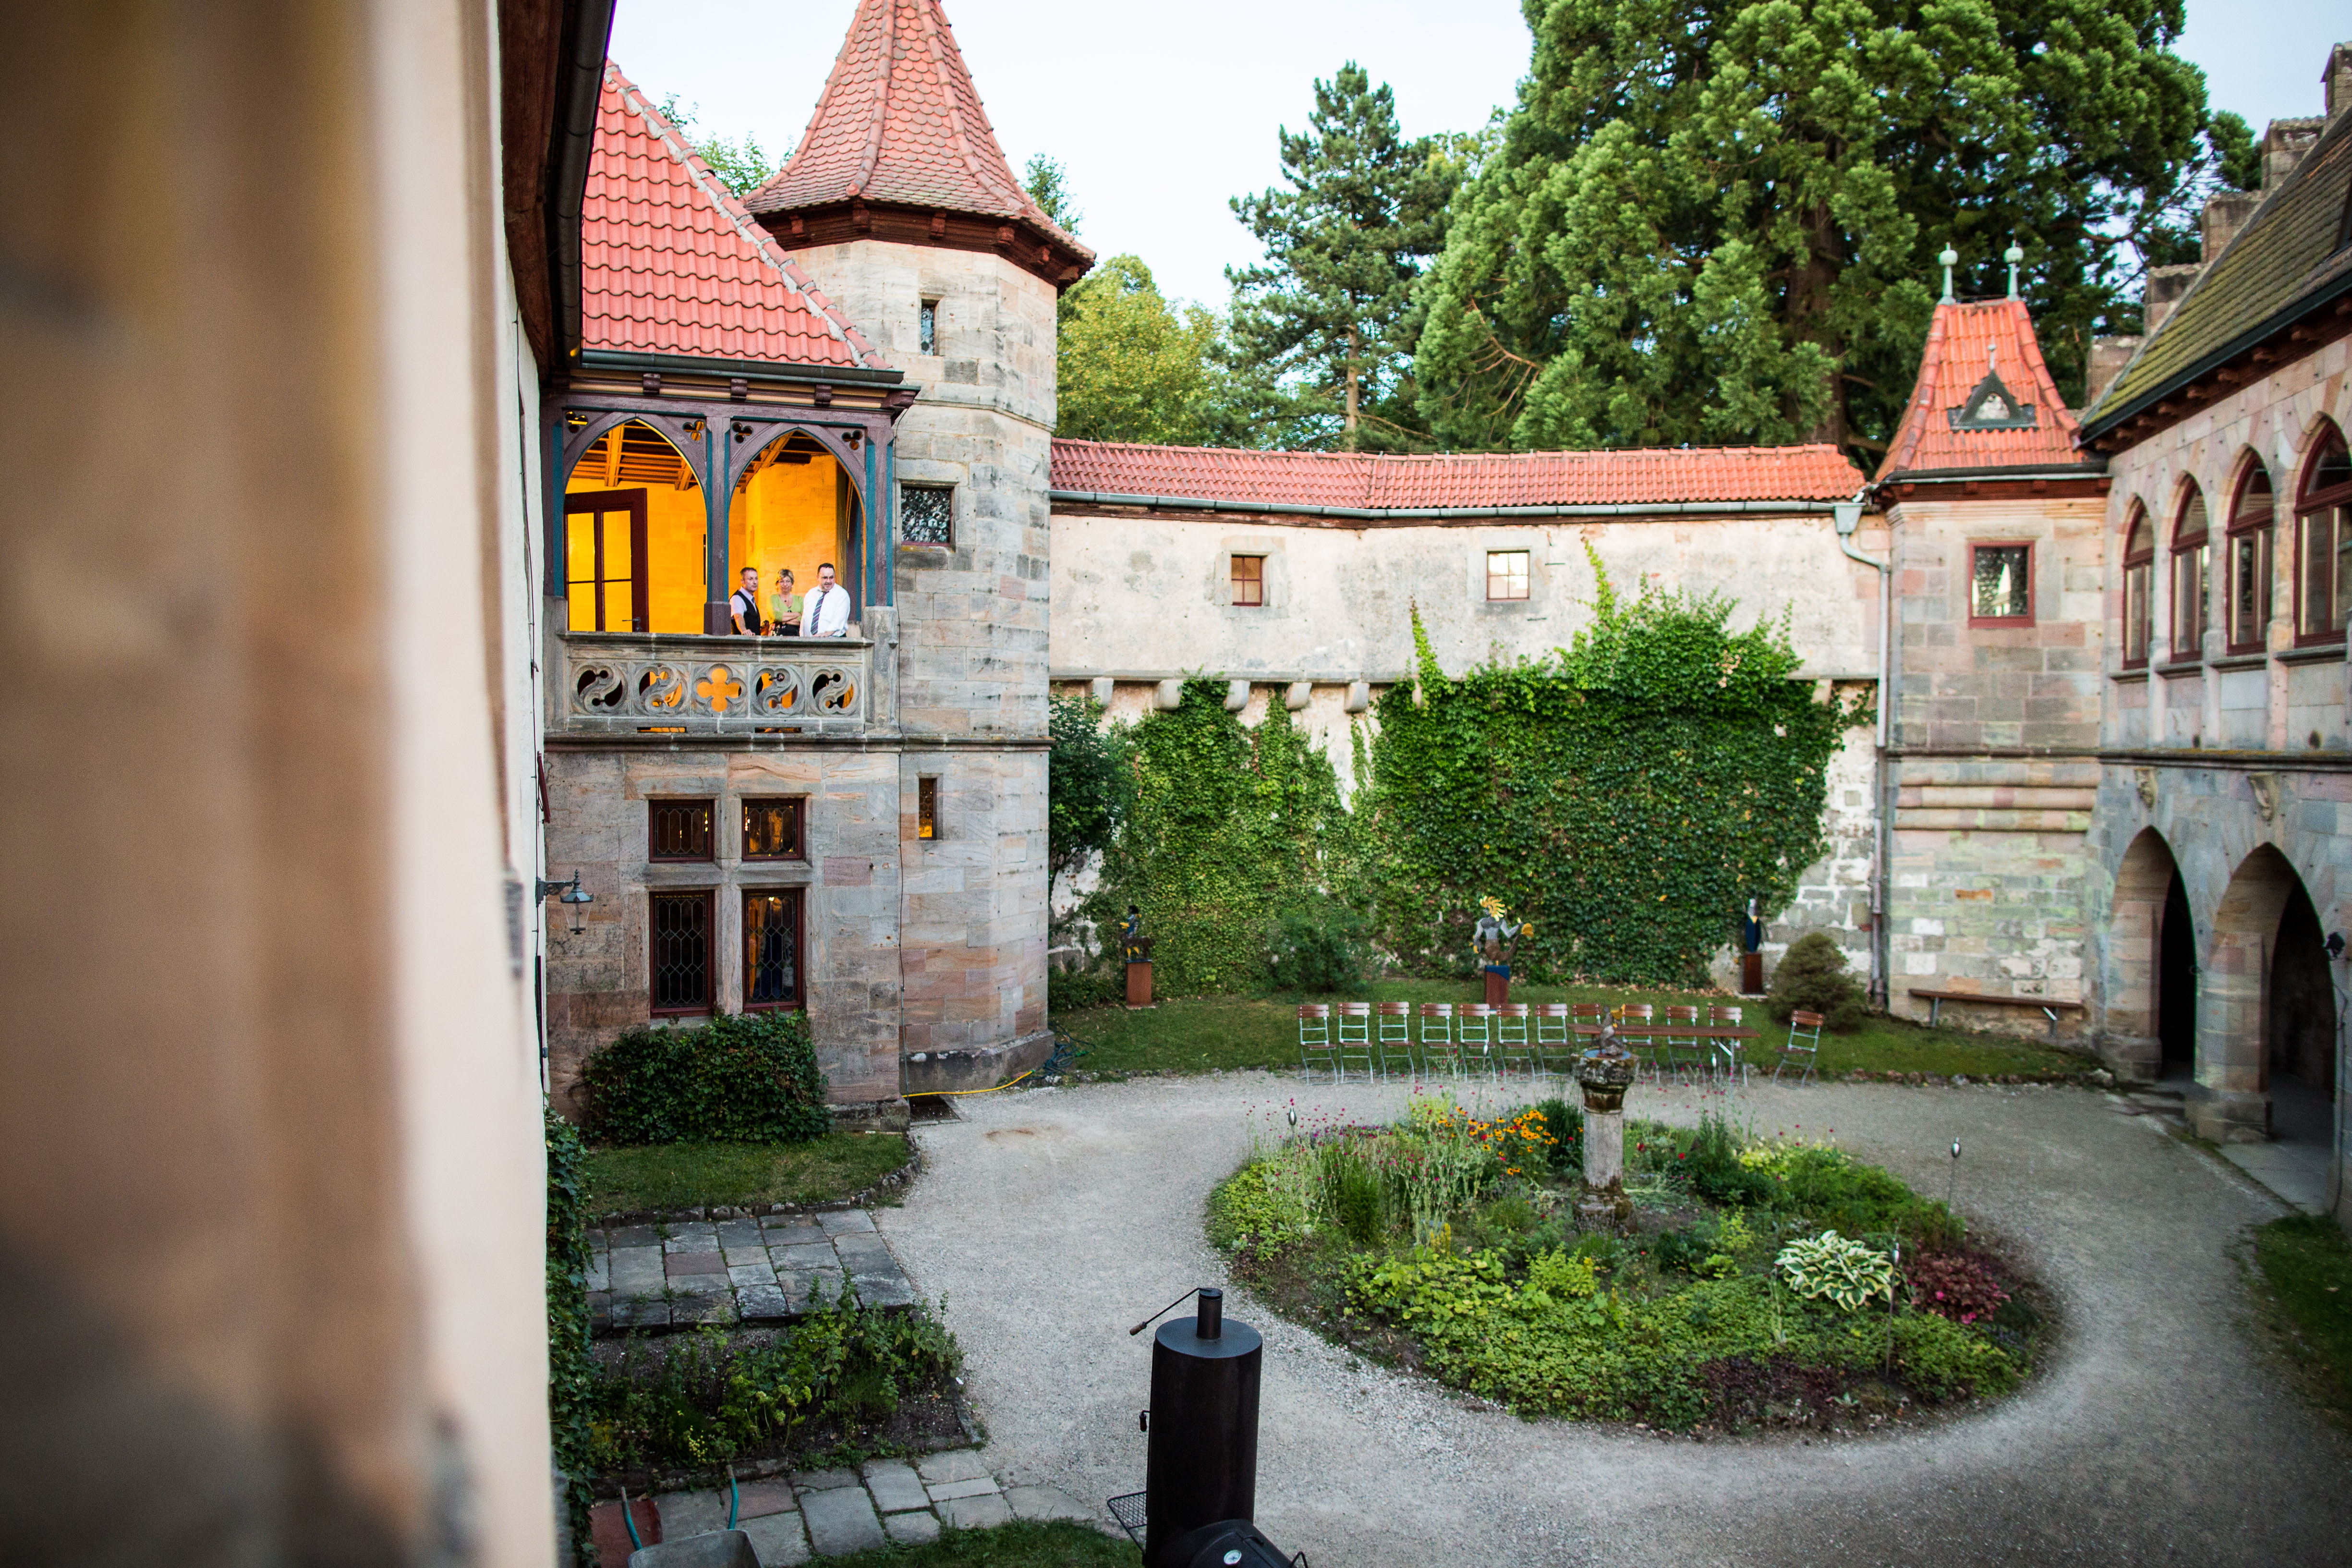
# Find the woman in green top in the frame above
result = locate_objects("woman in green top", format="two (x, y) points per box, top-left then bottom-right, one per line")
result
(768, 568), (801, 637)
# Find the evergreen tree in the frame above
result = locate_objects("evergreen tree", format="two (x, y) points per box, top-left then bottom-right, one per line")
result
(1227, 64), (1460, 450)
(1414, 0), (2234, 461)
(1023, 154), (1084, 234)
(1056, 256), (1233, 446)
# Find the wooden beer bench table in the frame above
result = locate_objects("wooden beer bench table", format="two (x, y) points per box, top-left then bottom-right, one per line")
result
(1906, 987), (2082, 1042)
(1571, 1025), (1759, 1040)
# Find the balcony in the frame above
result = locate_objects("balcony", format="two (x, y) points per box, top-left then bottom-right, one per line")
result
(557, 631), (872, 737)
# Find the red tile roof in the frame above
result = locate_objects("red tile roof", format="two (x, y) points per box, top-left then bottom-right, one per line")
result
(1874, 298), (2089, 480)
(746, 0), (1084, 255)
(1050, 441), (1864, 512)
(582, 64), (887, 370)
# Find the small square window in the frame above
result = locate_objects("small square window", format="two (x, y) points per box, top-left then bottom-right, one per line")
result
(1231, 555), (1264, 607)
(1486, 550), (1530, 601)
(1968, 543), (2032, 624)
(900, 485), (953, 547)
(743, 798), (804, 861)
(919, 299), (938, 355)
(917, 776), (939, 840)
(648, 799), (714, 862)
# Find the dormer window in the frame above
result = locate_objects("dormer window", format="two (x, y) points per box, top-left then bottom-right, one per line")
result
(1946, 346), (2038, 431)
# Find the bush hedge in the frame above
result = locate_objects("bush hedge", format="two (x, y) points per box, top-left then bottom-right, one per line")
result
(582, 1010), (829, 1146)
(545, 1108), (596, 1560)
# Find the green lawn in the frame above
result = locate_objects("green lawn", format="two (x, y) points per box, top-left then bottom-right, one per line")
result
(583, 1131), (909, 1214)
(2252, 1213), (2352, 1428)
(1052, 978), (2086, 1083)
(824, 1520), (1135, 1567)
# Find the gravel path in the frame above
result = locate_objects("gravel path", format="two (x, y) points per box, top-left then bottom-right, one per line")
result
(880, 1073), (2352, 1566)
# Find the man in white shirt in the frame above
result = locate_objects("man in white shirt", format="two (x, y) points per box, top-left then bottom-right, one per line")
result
(805, 561), (852, 637)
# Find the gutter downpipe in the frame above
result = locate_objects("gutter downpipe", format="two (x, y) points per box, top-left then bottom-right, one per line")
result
(1834, 493), (1892, 1009)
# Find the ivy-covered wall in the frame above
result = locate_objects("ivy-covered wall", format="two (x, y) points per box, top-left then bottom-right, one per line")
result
(1079, 555), (1870, 993)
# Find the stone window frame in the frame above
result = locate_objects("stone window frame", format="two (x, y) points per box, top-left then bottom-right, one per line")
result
(1965, 539), (2035, 628)
(2121, 500), (2153, 669)
(2169, 481), (2210, 666)
(2224, 454), (2276, 656)
(899, 482), (954, 548)
(918, 297), (939, 356)
(741, 796), (807, 862)
(648, 798), (715, 862)
(649, 887), (715, 1017)
(740, 886), (804, 1013)
(2291, 417), (2352, 647)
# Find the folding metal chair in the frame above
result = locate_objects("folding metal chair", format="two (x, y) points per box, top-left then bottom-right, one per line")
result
(1336, 1001), (1374, 1081)
(1708, 1005), (1747, 1084)
(1662, 1005), (1708, 1085)
(1297, 1003), (1336, 1083)
(1457, 1003), (1497, 1079)
(1772, 1009), (1824, 1084)
(1493, 1002), (1535, 1080)
(1614, 1003), (1660, 1080)
(1417, 1002), (1459, 1079)
(1534, 1003), (1574, 1079)
(1375, 1001), (1416, 1080)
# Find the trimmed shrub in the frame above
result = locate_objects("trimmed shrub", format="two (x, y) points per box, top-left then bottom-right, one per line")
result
(1266, 898), (1372, 994)
(1764, 931), (1869, 1032)
(582, 1010), (829, 1146)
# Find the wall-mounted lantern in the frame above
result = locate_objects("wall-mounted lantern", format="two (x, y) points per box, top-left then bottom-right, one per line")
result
(538, 873), (595, 936)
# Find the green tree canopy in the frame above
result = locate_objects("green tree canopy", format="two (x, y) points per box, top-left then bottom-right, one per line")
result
(1227, 63), (1462, 450)
(661, 94), (781, 195)
(1023, 153), (1084, 234)
(1048, 693), (1132, 904)
(1055, 255), (1233, 445)
(1414, 0), (2234, 460)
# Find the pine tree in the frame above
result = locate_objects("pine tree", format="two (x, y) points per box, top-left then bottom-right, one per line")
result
(1413, 0), (2234, 461)
(1226, 64), (1460, 451)
(1022, 154), (1083, 234)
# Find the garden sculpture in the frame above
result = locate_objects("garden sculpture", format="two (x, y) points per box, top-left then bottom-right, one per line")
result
(1472, 896), (1530, 1006)
(1575, 1027), (1638, 1232)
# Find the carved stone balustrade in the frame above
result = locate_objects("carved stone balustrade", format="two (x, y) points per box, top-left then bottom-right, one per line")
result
(557, 632), (873, 737)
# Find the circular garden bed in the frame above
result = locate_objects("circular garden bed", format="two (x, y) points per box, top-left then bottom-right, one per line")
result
(1208, 1094), (2049, 1436)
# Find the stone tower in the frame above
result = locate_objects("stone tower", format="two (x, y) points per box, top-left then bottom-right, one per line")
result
(747, 0), (1092, 1092)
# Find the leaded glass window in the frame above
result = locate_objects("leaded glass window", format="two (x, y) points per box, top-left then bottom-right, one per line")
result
(650, 890), (711, 1014)
(900, 485), (953, 546)
(1969, 543), (2031, 622)
(649, 799), (714, 861)
(743, 889), (800, 1010)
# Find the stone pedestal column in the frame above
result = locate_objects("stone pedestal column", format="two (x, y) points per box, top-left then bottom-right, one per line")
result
(1576, 1034), (1638, 1231)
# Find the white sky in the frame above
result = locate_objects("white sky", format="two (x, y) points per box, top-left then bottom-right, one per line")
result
(609, 0), (2349, 308)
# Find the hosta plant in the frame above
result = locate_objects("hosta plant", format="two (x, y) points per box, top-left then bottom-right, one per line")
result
(1776, 1230), (1895, 1312)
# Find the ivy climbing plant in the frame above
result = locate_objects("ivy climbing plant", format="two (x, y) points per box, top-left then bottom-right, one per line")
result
(1361, 550), (1868, 985)
(1085, 682), (1365, 995)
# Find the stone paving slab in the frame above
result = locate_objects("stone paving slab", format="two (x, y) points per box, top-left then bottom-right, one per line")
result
(633, 1449), (1050, 1560)
(590, 1215), (916, 1335)
(799, 1485), (885, 1556)
(2220, 1142), (2329, 1213)
(936, 1494), (1013, 1531)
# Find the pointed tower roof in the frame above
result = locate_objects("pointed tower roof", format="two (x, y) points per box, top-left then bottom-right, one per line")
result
(744, 0), (1091, 290)
(580, 64), (891, 371)
(1875, 297), (2097, 483)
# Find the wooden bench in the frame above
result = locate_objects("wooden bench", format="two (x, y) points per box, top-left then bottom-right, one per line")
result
(1907, 987), (2083, 1041)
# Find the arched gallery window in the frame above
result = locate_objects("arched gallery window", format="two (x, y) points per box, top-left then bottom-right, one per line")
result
(2294, 419), (2352, 643)
(2122, 503), (2153, 668)
(2170, 482), (2208, 662)
(2225, 459), (2273, 654)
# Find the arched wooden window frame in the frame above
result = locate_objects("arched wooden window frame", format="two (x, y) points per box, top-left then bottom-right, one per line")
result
(2121, 501), (2153, 669)
(2293, 417), (2352, 646)
(2169, 480), (2209, 665)
(2223, 456), (2274, 656)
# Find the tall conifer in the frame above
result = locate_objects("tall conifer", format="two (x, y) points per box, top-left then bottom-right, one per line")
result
(1227, 64), (1460, 450)
(1413, 0), (2235, 461)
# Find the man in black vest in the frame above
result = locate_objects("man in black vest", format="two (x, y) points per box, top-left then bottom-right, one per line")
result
(729, 566), (765, 635)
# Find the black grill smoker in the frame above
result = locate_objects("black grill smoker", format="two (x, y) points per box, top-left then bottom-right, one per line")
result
(1114, 1288), (1306, 1568)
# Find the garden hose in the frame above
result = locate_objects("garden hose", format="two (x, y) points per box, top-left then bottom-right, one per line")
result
(918, 1029), (1095, 1096)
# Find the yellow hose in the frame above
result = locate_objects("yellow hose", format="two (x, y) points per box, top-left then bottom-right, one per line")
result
(920, 1067), (1037, 1097)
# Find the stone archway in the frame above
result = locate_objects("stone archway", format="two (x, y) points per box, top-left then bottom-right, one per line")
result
(2267, 880), (2337, 1146)
(2107, 828), (2188, 1082)
(2191, 844), (2307, 1142)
